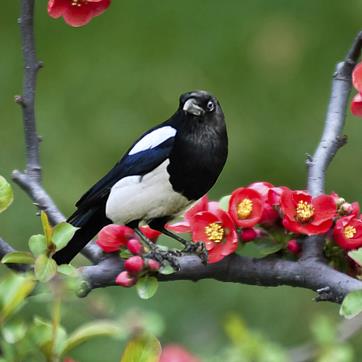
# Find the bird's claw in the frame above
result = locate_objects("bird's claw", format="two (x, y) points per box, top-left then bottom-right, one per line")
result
(182, 241), (208, 265)
(147, 248), (181, 271)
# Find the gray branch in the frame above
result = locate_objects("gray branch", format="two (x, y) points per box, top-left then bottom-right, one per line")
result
(80, 253), (362, 303)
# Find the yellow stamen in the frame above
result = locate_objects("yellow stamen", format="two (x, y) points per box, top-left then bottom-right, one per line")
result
(295, 200), (314, 223)
(205, 223), (224, 242)
(344, 225), (357, 239)
(237, 198), (253, 219)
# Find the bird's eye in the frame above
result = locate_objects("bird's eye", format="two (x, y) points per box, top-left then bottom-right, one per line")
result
(206, 100), (215, 112)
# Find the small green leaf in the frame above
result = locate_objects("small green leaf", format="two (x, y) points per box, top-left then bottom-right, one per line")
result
(219, 195), (231, 211)
(136, 276), (158, 300)
(52, 222), (78, 251)
(0, 176), (13, 213)
(28, 234), (47, 257)
(64, 321), (122, 354)
(57, 264), (78, 277)
(34, 255), (57, 282)
(40, 211), (53, 245)
(340, 290), (362, 319)
(1, 251), (34, 265)
(348, 248), (362, 266)
(254, 239), (283, 257)
(120, 249), (133, 259)
(0, 273), (35, 323)
(120, 333), (161, 362)
(158, 262), (175, 275)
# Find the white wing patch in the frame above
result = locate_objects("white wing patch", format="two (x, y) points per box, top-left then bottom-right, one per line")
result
(128, 126), (176, 155)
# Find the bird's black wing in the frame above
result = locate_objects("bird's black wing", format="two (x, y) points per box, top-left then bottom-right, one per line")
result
(73, 136), (175, 213)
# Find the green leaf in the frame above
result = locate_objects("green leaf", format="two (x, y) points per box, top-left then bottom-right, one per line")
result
(40, 211), (53, 245)
(158, 262), (175, 275)
(254, 239), (283, 257)
(0, 176), (13, 213)
(52, 222), (78, 251)
(34, 255), (57, 282)
(1, 251), (34, 265)
(120, 249), (133, 259)
(340, 290), (362, 319)
(136, 276), (158, 300)
(348, 248), (362, 266)
(63, 321), (122, 354)
(120, 333), (161, 362)
(28, 234), (47, 257)
(219, 195), (231, 211)
(57, 264), (78, 277)
(0, 273), (35, 323)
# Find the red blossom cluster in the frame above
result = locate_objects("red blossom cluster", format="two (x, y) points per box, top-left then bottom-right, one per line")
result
(96, 224), (161, 287)
(48, 0), (111, 27)
(96, 182), (362, 285)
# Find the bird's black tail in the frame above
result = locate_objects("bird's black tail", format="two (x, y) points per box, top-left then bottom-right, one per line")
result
(52, 206), (111, 265)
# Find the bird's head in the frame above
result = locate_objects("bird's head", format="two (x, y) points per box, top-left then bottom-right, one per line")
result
(179, 90), (224, 125)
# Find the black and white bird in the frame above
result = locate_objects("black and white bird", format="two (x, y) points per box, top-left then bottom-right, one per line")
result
(53, 90), (228, 265)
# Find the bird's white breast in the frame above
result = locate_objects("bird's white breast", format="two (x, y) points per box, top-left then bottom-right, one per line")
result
(105, 160), (191, 225)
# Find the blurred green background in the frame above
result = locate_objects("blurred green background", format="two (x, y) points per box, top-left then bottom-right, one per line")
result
(1, 0), (362, 360)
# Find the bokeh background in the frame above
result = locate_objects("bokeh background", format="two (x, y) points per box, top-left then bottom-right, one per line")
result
(2, 0), (362, 360)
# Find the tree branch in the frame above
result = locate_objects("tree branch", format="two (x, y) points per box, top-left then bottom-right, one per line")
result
(79, 253), (362, 302)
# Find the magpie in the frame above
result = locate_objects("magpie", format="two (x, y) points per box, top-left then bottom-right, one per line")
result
(53, 90), (228, 265)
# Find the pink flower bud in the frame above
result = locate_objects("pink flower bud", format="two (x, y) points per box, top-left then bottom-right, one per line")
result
(287, 239), (301, 254)
(127, 238), (144, 255)
(146, 259), (160, 271)
(115, 271), (137, 287)
(240, 228), (258, 242)
(124, 256), (144, 274)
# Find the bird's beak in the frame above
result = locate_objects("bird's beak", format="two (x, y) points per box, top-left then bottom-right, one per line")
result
(183, 98), (204, 116)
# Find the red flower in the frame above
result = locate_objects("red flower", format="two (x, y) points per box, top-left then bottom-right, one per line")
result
(48, 0), (111, 27)
(228, 187), (263, 228)
(280, 189), (336, 235)
(167, 196), (209, 233)
(248, 182), (281, 225)
(351, 62), (362, 117)
(334, 216), (362, 250)
(96, 224), (134, 253)
(190, 209), (238, 263)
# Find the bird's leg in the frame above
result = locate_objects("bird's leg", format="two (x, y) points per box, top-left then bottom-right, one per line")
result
(154, 226), (208, 265)
(134, 227), (180, 271)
